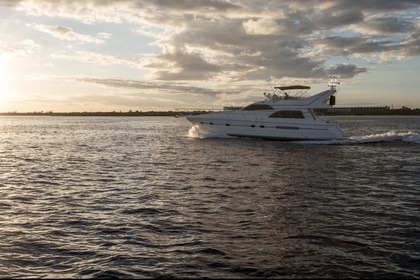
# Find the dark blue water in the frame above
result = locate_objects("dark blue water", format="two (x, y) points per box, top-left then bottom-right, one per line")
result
(0, 116), (419, 278)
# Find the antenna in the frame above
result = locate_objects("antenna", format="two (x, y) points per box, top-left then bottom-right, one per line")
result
(256, 67), (275, 92)
(266, 79), (275, 92)
(328, 75), (340, 90)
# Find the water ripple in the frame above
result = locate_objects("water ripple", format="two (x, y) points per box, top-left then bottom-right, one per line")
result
(0, 116), (419, 278)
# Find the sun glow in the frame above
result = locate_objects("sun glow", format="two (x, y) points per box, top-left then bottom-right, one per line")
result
(0, 60), (15, 109)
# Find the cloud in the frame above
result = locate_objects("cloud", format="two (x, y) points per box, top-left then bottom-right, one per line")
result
(140, 0), (418, 81)
(0, 39), (40, 60)
(51, 50), (144, 69)
(400, 30), (420, 57)
(325, 0), (419, 12)
(313, 36), (396, 57)
(309, 9), (364, 30)
(31, 24), (108, 43)
(242, 18), (281, 35)
(75, 77), (224, 96)
(2, 0), (419, 85)
(327, 64), (367, 78)
(354, 16), (416, 35)
(139, 0), (242, 13)
(145, 49), (222, 80)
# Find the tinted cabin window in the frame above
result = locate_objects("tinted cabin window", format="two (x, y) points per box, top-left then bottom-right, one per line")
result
(242, 104), (273, 111)
(269, 110), (304, 118)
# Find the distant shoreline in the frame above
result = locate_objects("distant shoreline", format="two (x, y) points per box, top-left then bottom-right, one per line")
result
(0, 108), (419, 116)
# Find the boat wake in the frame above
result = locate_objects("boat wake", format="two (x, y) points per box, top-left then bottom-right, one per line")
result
(189, 126), (420, 145)
(299, 131), (420, 145)
(188, 125), (233, 139)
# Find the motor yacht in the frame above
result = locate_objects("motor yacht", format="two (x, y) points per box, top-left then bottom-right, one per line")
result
(186, 76), (346, 141)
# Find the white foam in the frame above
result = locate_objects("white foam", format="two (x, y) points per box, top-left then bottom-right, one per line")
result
(350, 131), (420, 144)
(187, 125), (233, 139)
(187, 125), (201, 138)
(188, 126), (420, 144)
(299, 131), (420, 145)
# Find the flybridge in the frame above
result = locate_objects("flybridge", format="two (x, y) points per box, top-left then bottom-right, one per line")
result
(274, 75), (341, 91)
(266, 84), (311, 101)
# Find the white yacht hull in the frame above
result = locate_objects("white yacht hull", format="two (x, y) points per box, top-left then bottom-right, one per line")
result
(187, 115), (346, 141)
(186, 78), (347, 141)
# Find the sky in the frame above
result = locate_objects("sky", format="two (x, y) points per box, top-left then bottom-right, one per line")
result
(0, 0), (419, 112)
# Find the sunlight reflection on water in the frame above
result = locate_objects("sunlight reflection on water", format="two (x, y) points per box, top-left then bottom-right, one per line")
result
(0, 116), (419, 278)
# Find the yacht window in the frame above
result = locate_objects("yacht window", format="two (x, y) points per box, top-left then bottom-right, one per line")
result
(269, 110), (304, 119)
(308, 109), (318, 120)
(276, 126), (299, 130)
(242, 104), (273, 111)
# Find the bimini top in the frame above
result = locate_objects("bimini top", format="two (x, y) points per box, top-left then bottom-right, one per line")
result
(274, 85), (311, 90)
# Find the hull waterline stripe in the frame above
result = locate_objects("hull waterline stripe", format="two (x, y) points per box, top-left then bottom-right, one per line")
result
(194, 122), (331, 131)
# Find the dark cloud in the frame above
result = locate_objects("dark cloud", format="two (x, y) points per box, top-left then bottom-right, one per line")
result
(3, 0), (419, 85)
(312, 10), (364, 29)
(76, 77), (225, 96)
(329, 0), (419, 12)
(139, 0), (242, 12)
(360, 17), (416, 34)
(314, 35), (397, 56)
(141, 0), (418, 82)
(327, 64), (367, 78)
(148, 50), (222, 80)
(400, 30), (420, 57)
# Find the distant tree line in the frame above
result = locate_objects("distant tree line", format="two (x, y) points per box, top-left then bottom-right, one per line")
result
(387, 107), (420, 115)
(0, 107), (419, 116)
(315, 107), (420, 116)
(0, 110), (210, 116)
